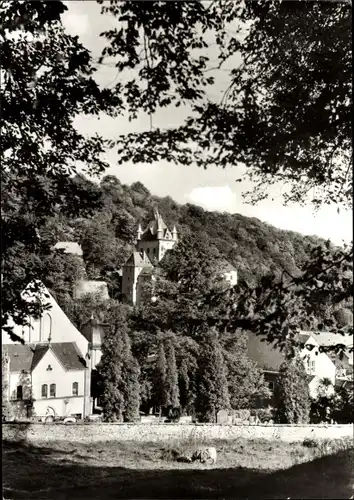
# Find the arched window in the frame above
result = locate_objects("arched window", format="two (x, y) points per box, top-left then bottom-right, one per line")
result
(50, 384), (56, 398)
(72, 382), (79, 396)
(41, 384), (48, 398)
(17, 386), (23, 400)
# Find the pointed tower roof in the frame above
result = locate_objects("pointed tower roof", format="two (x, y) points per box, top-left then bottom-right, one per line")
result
(139, 209), (172, 241)
(123, 251), (154, 267)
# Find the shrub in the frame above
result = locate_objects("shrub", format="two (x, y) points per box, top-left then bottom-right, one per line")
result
(274, 354), (311, 423)
(302, 438), (318, 448)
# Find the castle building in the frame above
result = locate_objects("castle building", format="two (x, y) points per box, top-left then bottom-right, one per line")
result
(121, 209), (178, 305)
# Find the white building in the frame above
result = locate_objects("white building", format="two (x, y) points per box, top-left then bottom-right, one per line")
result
(2, 282), (92, 420)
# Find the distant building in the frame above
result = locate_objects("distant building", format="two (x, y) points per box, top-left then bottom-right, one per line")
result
(74, 280), (110, 301)
(121, 208), (238, 305)
(302, 331), (353, 380)
(121, 209), (178, 305)
(247, 331), (337, 403)
(53, 241), (83, 257)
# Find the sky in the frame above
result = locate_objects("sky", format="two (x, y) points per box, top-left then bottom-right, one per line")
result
(62, 1), (352, 246)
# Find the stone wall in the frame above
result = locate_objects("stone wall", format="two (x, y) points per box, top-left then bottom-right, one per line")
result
(3, 422), (353, 444)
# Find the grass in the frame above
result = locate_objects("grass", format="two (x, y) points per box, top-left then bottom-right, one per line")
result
(3, 436), (354, 499)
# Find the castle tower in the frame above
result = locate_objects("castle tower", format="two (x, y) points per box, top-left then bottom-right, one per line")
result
(121, 209), (177, 305)
(136, 209), (177, 262)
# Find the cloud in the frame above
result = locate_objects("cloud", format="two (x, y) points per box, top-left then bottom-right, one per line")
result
(186, 185), (237, 213)
(62, 5), (90, 37)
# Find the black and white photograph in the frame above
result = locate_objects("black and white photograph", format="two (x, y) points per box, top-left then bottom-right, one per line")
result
(1, 0), (353, 498)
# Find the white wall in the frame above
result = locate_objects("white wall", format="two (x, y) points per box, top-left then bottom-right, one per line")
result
(137, 238), (176, 262)
(4, 422), (354, 445)
(300, 339), (336, 386)
(31, 348), (86, 417)
(91, 349), (101, 369)
(2, 285), (89, 358)
(33, 396), (85, 418)
(221, 270), (238, 286)
(9, 372), (32, 401)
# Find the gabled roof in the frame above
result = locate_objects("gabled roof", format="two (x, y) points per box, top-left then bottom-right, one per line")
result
(4, 343), (86, 372)
(123, 251), (154, 268)
(53, 241), (83, 257)
(31, 344), (49, 370)
(50, 343), (87, 370)
(300, 331), (352, 348)
(139, 211), (174, 241)
(297, 333), (312, 344)
(3, 344), (35, 372)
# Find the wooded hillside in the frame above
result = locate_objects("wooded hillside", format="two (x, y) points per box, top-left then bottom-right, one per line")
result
(40, 173), (327, 293)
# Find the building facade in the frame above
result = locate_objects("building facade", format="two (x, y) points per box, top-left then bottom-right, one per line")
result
(2, 282), (92, 420)
(121, 209), (178, 305)
(247, 331), (337, 404)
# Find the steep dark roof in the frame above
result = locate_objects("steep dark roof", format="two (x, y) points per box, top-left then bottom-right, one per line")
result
(50, 343), (87, 370)
(31, 344), (49, 370)
(123, 251), (153, 268)
(81, 318), (109, 347)
(140, 213), (173, 241)
(4, 344), (35, 372)
(247, 333), (285, 372)
(5, 343), (86, 372)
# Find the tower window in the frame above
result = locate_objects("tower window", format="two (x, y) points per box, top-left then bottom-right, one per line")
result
(41, 384), (48, 398)
(147, 248), (150, 254)
(72, 382), (78, 396)
(153, 248), (156, 254)
(16, 385), (23, 400)
(50, 384), (56, 397)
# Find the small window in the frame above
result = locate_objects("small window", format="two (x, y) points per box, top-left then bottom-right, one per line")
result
(72, 382), (78, 396)
(153, 248), (156, 254)
(147, 248), (150, 254)
(268, 381), (274, 391)
(50, 384), (56, 398)
(41, 384), (48, 398)
(16, 385), (23, 400)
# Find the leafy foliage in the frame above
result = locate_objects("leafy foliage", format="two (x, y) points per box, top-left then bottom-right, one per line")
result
(274, 355), (311, 424)
(164, 341), (180, 409)
(195, 330), (230, 423)
(2, 353), (10, 420)
(100, 0), (352, 208)
(98, 305), (140, 422)
(1, 0), (119, 337)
